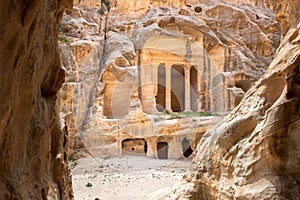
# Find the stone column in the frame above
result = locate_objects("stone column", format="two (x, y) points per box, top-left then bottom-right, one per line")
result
(165, 64), (172, 112)
(152, 63), (158, 96)
(198, 74), (205, 112)
(184, 64), (192, 112)
(146, 138), (157, 158)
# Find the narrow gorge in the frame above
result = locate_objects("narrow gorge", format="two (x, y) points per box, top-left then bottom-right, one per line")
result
(0, 0), (299, 199)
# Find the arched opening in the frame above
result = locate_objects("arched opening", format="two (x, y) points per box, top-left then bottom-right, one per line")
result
(190, 66), (198, 112)
(194, 6), (202, 13)
(122, 138), (147, 155)
(157, 142), (169, 159)
(182, 138), (193, 158)
(156, 64), (166, 111)
(171, 65), (185, 112)
(169, 17), (175, 23)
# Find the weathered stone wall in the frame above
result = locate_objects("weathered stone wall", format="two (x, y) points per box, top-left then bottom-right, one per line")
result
(59, 0), (281, 158)
(0, 0), (73, 199)
(107, 0), (281, 115)
(57, 5), (104, 156)
(152, 0), (300, 199)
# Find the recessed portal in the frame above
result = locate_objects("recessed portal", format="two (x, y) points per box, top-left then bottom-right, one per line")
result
(157, 142), (169, 159)
(190, 66), (198, 112)
(122, 138), (147, 154)
(156, 64), (166, 111)
(182, 138), (193, 158)
(171, 65), (185, 112)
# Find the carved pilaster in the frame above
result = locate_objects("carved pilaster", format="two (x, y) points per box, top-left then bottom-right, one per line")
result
(184, 64), (192, 112)
(165, 64), (172, 112)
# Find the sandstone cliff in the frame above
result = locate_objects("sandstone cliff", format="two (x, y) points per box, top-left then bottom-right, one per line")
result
(152, 1), (300, 199)
(0, 0), (73, 199)
(58, 0), (281, 158)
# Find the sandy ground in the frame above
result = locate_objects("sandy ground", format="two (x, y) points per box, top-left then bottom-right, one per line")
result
(71, 154), (192, 200)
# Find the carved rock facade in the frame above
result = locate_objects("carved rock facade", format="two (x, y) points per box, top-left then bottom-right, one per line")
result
(152, 0), (300, 199)
(58, 0), (281, 159)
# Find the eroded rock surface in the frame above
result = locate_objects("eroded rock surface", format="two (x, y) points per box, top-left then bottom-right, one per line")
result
(0, 0), (73, 199)
(154, 2), (300, 200)
(58, 0), (281, 159)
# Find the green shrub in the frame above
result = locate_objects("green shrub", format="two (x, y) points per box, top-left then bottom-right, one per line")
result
(103, 0), (110, 11)
(68, 156), (74, 162)
(71, 161), (78, 169)
(59, 37), (69, 44)
(197, 112), (212, 116)
(86, 182), (93, 187)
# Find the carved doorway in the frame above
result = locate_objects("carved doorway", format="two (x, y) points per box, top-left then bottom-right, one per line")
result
(157, 142), (169, 159)
(122, 138), (147, 155)
(156, 64), (166, 111)
(171, 65), (185, 112)
(190, 65), (198, 112)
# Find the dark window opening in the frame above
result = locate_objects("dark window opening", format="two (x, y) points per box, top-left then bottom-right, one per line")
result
(194, 6), (202, 13)
(182, 138), (193, 158)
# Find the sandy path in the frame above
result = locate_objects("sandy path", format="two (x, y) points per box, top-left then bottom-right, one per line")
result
(71, 155), (191, 200)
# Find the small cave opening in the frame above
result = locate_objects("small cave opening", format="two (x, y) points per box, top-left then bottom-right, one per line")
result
(122, 138), (147, 154)
(182, 138), (193, 158)
(158, 20), (166, 28)
(169, 17), (175, 23)
(179, 9), (190, 16)
(194, 6), (202, 13)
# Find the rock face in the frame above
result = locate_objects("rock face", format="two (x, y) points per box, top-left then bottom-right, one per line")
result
(274, 0), (300, 36)
(109, 1), (280, 115)
(57, 5), (103, 156)
(0, 0), (73, 199)
(154, 1), (300, 199)
(59, 0), (281, 159)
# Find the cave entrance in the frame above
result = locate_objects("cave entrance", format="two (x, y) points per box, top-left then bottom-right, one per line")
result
(156, 64), (166, 111)
(157, 142), (169, 159)
(122, 138), (147, 155)
(171, 65), (185, 112)
(182, 138), (193, 158)
(190, 66), (198, 112)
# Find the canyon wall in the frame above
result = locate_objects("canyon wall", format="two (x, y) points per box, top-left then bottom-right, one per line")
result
(59, 0), (281, 157)
(0, 0), (73, 199)
(152, 0), (300, 199)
